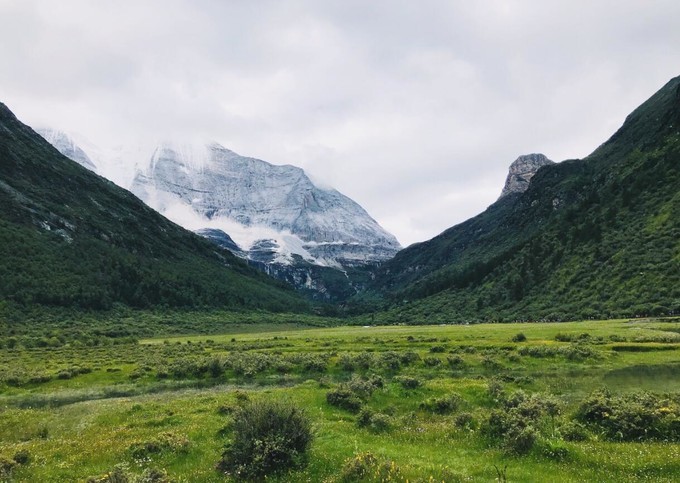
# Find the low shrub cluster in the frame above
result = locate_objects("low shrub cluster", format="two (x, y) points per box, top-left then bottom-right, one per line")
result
(128, 432), (190, 459)
(339, 452), (402, 483)
(483, 390), (560, 454)
(357, 408), (392, 432)
(326, 375), (384, 413)
(87, 463), (170, 482)
(575, 390), (680, 441)
(517, 343), (599, 360)
(419, 394), (462, 414)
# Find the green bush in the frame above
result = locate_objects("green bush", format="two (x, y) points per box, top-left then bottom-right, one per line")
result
(0, 456), (16, 479)
(559, 421), (590, 441)
(575, 390), (680, 441)
(356, 408), (392, 432)
(420, 394), (462, 414)
(483, 390), (561, 454)
(129, 432), (190, 459)
(423, 356), (442, 367)
(217, 399), (313, 479)
(395, 376), (422, 389)
(511, 333), (527, 342)
(327, 375), (382, 413)
(454, 412), (476, 430)
(339, 452), (402, 483)
(447, 354), (465, 367)
(326, 389), (363, 412)
(12, 449), (30, 465)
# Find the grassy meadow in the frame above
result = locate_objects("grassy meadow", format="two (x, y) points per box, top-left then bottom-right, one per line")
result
(1, 317), (679, 481)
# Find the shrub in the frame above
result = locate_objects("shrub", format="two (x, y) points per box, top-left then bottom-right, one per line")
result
(483, 391), (561, 454)
(575, 390), (680, 441)
(339, 452), (402, 483)
(420, 394), (462, 414)
(380, 351), (401, 370)
(400, 351), (421, 365)
(505, 426), (537, 455)
(481, 356), (502, 369)
(217, 399), (313, 479)
(12, 449), (30, 465)
(327, 388), (363, 413)
(511, 333), (527, 342)
(327, 375), (382, 413)
(138, 467), (171, 483)
(86, 463), (132, 483)
(559, 421), (590, 441)
(560, 343), (599, 361)
(429, 345), (446, 353)
(346, 375), (380, 400)
(487, 378), (505, 402)
(447, 354), (465, 367)
(423, 356), (442, 367)
(454, 412), (476, 430)
(395, 376), (421, 389)
(129, 432), (190, 459)
(0, 457), (16, 478)
(357, 408), (391, 432)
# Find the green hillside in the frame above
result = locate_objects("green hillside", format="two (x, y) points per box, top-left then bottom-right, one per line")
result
(0, 103), (309, 313)
(360, 75), (680, 322)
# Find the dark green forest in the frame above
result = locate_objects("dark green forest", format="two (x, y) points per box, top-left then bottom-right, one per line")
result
(0, 103), (309, 313)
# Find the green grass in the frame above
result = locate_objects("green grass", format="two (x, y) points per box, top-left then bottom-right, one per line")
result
(1, 317), (679, 481)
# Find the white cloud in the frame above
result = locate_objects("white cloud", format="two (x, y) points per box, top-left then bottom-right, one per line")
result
(1, 0), (679, 246)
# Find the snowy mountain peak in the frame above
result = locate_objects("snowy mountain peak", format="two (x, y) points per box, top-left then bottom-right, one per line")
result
(130, 142), (401, 267)
(38, 128), (401, 270)
(36, 128), (98, 171)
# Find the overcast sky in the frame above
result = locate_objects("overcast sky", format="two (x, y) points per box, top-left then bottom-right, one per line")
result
(1, 1), (679, 246)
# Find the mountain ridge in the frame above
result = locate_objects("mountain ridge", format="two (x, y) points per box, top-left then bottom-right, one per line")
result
(358, 75), (680, 321)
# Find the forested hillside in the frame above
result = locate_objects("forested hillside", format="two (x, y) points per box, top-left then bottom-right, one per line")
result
(0, 103), (309, 313)
(359, 75), (680, 322)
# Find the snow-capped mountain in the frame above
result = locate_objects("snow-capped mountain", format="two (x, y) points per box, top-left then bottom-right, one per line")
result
(38, 131), (401, 299)
(36, 128), (98, 171)
(129, 142), (401, 268)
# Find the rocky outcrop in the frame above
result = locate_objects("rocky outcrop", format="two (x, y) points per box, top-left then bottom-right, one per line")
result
(499, 153), (554, 199)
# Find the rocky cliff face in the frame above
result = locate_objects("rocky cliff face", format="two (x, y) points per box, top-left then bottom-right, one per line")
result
(129, 142), (401, 268)
(498, 153), (554, 199)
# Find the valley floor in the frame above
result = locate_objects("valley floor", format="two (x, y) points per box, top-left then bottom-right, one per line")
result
(1, 318), (679, 481)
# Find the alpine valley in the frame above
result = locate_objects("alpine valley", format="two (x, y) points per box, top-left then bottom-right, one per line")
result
(1, 74), (679, 483)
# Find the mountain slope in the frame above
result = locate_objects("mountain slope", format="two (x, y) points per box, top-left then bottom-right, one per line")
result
(363, 75), (680, 322)
(0, 103), (309, 312)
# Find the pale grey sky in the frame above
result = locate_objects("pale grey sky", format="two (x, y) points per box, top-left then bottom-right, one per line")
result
(1, 0), (679, 246)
